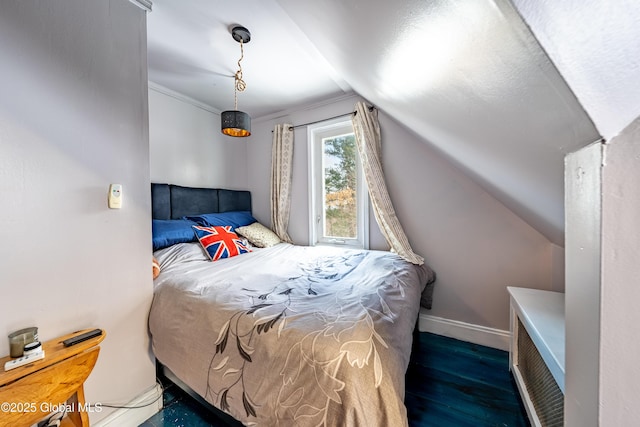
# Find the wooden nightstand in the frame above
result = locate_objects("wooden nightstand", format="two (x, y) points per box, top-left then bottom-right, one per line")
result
(0, 329), (105, 427)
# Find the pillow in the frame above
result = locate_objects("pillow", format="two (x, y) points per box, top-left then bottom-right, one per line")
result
(152, 257), (161, 279)
(192, 225), (252, 261)
(235, 222), (282, 248)
(184, 211), (256, 230)
(152, 219), (198, 250)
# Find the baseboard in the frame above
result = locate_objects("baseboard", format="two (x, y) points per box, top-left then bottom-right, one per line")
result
(419, 312), (510, 351)
(93, 383), (163, 427)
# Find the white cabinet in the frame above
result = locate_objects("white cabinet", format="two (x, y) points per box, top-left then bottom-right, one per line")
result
(508, 287), (565, 427)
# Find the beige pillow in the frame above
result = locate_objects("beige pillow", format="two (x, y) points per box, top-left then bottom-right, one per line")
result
(235, 222), (282, 248)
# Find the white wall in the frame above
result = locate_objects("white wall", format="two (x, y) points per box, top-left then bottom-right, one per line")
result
(248, 95), (557, 332)
(509, 2), (640, 424)
(511, 0), (640, 140)
(599, 118), (640, 424)
(149, 86), (248, 189)
(564, 142), (602, 426)
(0, 0), (155, 423)
(564, 117), (640, 426)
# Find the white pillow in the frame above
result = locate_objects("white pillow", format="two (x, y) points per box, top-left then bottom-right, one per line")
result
(235, 222), (282, 248)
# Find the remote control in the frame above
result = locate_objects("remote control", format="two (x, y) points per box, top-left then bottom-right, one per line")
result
(62, 329), (103, 347)
(4, 350), (45, 371)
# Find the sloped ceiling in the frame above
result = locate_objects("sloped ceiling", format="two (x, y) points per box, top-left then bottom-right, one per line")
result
(147, 0), (602, 246)
(274, 0), (600, 246)
(510, 0), (640, 141)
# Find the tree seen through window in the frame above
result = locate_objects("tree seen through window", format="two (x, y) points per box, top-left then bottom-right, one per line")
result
(323, 133), (357, 238)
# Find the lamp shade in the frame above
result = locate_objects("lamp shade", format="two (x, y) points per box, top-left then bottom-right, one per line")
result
(221, 110), (251, 137)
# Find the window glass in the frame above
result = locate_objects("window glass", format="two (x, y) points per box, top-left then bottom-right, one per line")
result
(323, 133), (357, 239)
(308, 119), (368, 248)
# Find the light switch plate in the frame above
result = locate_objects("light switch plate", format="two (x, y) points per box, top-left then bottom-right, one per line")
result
(108, 184), (122, 209)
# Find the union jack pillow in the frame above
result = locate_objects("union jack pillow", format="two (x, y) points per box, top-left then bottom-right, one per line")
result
(192, 225), (251, 261)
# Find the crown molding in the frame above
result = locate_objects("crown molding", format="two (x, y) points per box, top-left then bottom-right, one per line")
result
(148, 81), (221, 115)
(253, 92), (358, 123)
(128, 0), (152, 12)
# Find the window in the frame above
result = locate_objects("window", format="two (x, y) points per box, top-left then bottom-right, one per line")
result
(308, 118), (368, 249)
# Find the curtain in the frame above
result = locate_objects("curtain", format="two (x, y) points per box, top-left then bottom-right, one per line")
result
(352, 102), (424, 265)
(270, 123), (294, 243)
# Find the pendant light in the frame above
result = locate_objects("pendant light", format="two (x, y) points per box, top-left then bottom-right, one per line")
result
(221, 26), (251, 137)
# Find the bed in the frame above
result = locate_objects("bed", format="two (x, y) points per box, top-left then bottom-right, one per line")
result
(148, 183), (436, 426)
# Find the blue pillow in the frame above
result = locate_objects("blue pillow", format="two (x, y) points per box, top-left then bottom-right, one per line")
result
(152, 219), (198, 250)
(184, 211), (256, 230)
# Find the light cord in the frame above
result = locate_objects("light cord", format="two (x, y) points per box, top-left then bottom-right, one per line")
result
(233, 40), (247, 110)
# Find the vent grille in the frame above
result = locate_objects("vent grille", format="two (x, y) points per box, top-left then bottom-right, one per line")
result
(517, 319), (564, 427)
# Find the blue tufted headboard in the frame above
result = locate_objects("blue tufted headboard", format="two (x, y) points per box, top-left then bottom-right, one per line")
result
(151, 183), (252, 220)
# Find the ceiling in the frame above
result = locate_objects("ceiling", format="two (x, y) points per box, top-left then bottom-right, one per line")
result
(147, 0), (603, 246)
(147, 0), (351, 117)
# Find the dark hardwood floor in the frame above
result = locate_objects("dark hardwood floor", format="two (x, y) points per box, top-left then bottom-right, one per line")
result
(140, 332), (529, 426)
(406, 333), (529, 426)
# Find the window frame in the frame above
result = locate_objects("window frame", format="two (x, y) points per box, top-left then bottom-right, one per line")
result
(307, 117), (369, 249)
